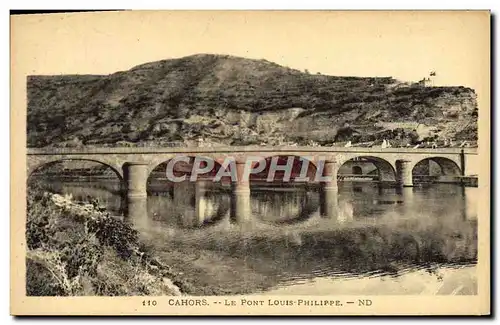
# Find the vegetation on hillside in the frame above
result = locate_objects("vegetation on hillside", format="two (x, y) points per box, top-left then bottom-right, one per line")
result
(26, 182), (187, 296)
(27, 54), (478, 148)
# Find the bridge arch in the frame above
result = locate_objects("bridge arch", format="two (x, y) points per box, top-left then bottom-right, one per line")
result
(147, 155), (226, 183)
(146, 156), (230, 228)
(411, 157), (462, 184)
(28, 158), (124, 182)
(337, 156), (397, 182)
(252, 155), (318, 183)
(250, 155), (319, 224)
(253, 190), (319, 225)
(27, 158), (126, 213)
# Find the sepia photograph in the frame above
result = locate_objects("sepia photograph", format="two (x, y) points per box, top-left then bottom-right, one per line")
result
(10, 10), (491, 315)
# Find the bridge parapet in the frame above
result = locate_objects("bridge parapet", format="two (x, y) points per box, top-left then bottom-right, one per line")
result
(26, 146), (478, 156)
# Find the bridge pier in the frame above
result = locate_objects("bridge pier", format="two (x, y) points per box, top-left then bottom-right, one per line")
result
(320, 159), (339, 219)
(195, 180), (210, 226)
(125, 197), (149, 231)
(396, 159), (413, 187)
(230, 159), (252, 225)
(397, 186), (415, 209)
(123, 162), (149, 198)
(123, 162), (150, 228)
(172, 180), (211, 227)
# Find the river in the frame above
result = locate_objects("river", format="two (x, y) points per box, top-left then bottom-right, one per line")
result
(34, 177), (478, 296)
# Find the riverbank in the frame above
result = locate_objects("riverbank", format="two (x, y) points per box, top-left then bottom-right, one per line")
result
(26, 185), (184, 296)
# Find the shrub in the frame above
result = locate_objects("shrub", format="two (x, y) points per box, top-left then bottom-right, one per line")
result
(25, 183), (181, 296)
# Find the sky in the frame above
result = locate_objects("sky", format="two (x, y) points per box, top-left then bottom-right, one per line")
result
(11, 10), (490, 107)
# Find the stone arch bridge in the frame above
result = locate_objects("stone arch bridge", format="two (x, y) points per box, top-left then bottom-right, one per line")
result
(27, 146), (478, 224)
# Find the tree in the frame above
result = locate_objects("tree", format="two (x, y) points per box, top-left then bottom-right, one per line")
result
(409, 130), (420, 144)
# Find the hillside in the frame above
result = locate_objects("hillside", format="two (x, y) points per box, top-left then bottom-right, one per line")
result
(27, 54), (478, 148)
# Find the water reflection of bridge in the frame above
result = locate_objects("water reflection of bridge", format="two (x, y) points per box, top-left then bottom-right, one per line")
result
(27, 146), (478, 227)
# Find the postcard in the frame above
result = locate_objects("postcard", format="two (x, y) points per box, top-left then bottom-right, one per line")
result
(10, 10), (491, 315)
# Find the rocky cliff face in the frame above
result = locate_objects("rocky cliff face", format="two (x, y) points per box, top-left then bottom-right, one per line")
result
(27, 54), (478, 148)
